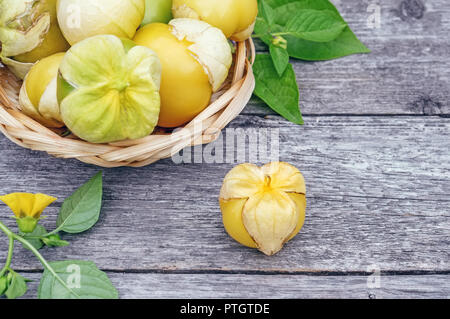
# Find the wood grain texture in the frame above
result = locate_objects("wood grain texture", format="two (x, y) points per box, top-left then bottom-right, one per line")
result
(245, 0), (450, 116)
(0, 0), (449, 299)
(15, 272), (450, 299)
(0, 116), (448, 273)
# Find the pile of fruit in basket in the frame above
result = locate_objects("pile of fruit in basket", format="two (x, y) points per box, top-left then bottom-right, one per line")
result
(0, 0), (258, 143)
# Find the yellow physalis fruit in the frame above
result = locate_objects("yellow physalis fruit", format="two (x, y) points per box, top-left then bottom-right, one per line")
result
(172, 0), (258, 41)
(19, 52), (65, 127)
(56, 0), (145, 45)
(219, 162), (306, 256)
(0, 193), (57, 233)
(0, 0), (70, 79)
(134, 18), (232, 127)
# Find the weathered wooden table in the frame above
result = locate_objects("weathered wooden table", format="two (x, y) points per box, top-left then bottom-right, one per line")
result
(0, 0), (449, 299)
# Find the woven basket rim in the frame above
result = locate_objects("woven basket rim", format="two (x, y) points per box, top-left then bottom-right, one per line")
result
(0, 39), (256, 168)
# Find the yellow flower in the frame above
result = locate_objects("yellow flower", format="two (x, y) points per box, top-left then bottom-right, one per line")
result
(0, 193), (57, 233)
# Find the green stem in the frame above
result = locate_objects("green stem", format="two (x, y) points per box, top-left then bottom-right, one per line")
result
(252, 33), (267, 39)
(43, 228), (60, 237)
(0, 221), (13, 237)
(23, 227), (60, 239)
(13, 235), (80, 298)
(252, 32), (291, 39)
(272, 32), (291, 36)
(0, 236), (14, 278)
(0, 221), (79, 298)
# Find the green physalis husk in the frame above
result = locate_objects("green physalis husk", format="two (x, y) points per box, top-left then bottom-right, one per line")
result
(57, 35), (162, 144)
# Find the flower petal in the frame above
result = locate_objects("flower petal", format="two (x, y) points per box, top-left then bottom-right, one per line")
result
(0, 193), (23, 217)
(0, 193), (56, 218)
(30, 194), (57, 218)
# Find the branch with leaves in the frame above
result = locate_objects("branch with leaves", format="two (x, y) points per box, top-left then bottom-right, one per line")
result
(252, 0), (370, 124)
(0, 172), (118, 299)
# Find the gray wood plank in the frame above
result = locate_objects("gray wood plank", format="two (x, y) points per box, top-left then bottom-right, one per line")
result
(0, 115), (448, 272)
(12, 273), (450, 299)
(244, 0), (450, 116)
(0, 0), (448, 299)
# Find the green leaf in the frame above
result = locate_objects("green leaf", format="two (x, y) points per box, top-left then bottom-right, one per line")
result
(4, 272), (28, 299)
(264, 0), (370, 60)
(21, 225), (46, 250)
(38, 260), (118, 299)
(253, 54), (303, 125)
(285, 9), (347, 42)
(0, 276), (8, 296)
(269, 44), (290, 76)
(42, 234), (70, 248)
(254, 17), (273, 44)
(258, 0), (276, 26)
(285, 27), (370, 61)
(268, 0), (342, 21)
(56, 171), (103, 234)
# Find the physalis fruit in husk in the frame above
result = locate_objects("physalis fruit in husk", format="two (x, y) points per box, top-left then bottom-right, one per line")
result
(57, 35), (162, 143)
(220, 162), (306, 256)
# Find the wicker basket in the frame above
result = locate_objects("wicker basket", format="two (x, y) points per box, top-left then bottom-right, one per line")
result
(0, 39), (255, 168)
